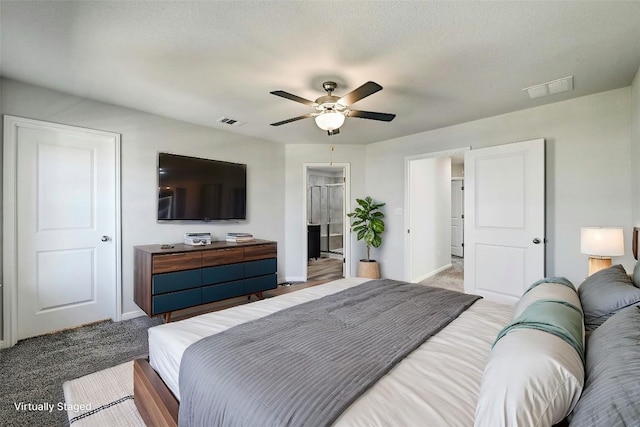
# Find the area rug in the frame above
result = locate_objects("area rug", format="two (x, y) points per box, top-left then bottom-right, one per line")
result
(62, 361), (144, 426)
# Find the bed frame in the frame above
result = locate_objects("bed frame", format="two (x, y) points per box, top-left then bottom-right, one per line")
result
(133, 357), (571, 427)
(133, 358), (179, 427)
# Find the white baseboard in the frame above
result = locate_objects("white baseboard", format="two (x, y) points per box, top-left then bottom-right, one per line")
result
(414, 263), (452, 283)
(283, 276), (307, 283)
(0, 339), (9, 349)
(121, 310), (146, 321)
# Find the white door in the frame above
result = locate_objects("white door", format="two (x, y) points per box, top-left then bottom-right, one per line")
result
(464, 139), (545, 304)
(13, 119), (119, 339)
(451, 179), (464, 257)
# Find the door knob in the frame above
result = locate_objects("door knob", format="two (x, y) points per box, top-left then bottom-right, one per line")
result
(101, 236), (110, 242)
(533, 238), (541, 244)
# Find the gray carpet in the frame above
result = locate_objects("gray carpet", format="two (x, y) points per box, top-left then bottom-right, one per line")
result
(0, 316), (162, 427)
(419, 256), (464, 292)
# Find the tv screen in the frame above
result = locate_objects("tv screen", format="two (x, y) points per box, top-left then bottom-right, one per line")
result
(157, 153), (247, 221)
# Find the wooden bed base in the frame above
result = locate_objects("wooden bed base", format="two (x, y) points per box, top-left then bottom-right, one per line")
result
(133, 358), (179, 427)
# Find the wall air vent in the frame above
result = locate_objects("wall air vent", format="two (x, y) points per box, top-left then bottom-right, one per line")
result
(217, 117), (247, 127)
(523, 76), (574, 100)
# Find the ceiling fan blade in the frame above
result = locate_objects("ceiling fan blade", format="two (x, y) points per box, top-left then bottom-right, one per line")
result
(270, 113), (316, 126)
(270, 90), (317, 106)
(347, 110), (396, 122)
(337, 81), (383, 106)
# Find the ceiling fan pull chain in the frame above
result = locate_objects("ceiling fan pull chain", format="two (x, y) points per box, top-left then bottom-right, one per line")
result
(330, 143), (334, 166)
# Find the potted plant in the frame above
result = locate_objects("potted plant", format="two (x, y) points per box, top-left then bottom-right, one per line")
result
(347, 196), (385, 278)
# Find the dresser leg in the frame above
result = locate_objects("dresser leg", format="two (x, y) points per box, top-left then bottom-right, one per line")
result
(163, 312), (172, 323)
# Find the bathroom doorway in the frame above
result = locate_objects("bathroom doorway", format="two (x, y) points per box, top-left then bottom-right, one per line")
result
(306, 165), (347, 282)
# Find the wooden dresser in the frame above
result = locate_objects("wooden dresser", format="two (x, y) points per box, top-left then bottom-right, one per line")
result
(134, 240), (277, 321)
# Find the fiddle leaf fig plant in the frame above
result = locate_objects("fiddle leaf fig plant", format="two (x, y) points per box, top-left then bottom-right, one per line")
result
(347, 196), (385, 262)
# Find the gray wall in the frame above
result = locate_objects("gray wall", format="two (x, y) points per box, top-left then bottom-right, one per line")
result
(1, 79), (286, 323)
(366, 87), (634, 287)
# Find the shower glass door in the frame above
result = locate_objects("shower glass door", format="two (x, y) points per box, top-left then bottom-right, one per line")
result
(307, 183), (344, 256)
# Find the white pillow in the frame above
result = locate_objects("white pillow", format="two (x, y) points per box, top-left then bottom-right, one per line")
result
(474, 329), (584, 427)
(514, 282), (581, 318)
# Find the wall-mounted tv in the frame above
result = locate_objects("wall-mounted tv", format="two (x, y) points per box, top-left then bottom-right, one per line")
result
(157, 153), (247, 221)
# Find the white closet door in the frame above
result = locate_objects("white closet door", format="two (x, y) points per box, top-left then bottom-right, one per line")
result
(13, 119), (119, 339)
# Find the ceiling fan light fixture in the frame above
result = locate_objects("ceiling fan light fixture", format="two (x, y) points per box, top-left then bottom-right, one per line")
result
(314, 110), (345, 131)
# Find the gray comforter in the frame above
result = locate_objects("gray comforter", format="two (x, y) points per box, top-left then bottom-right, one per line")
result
(178, 279), (481, 427)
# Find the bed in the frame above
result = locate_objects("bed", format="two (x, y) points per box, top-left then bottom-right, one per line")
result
(134, 269), (640, 426)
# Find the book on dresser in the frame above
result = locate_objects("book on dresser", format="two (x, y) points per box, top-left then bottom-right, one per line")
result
(226, 232), (254, 243)
(133, 239), (277, 322)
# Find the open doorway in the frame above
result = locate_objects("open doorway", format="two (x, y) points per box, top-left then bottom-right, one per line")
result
(305, 165), (349, 283)
(405, 148), (467, 292)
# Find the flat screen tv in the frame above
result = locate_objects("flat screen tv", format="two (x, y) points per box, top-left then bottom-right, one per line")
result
(157, 153), (247, 221)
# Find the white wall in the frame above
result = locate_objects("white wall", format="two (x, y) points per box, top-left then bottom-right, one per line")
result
(632, 67), (640, 228)
(0, 78), (3, 340)
(284, 144), (366, 281)
(366, 88), (634, 286)
(408, 157), (451, 282)
(2, 76), (638, 340)
(1, 79), (286, 319)
(451, 163), (464, 178)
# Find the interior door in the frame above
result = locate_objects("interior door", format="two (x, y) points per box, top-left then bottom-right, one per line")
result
(451, 179), (464, 257)
(464, 139), (545, 304)
(15, 121), (119, 339)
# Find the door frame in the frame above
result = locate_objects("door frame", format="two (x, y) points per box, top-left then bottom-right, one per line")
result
(451, 177), (465, 257)
(2, 115), (122, 348)
(302, 163), (351, 280)
(404, 147), (470, 282)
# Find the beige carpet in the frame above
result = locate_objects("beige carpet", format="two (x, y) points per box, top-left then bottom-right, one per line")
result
(419, 256), (464, 292)
(63, 361), (144, 426)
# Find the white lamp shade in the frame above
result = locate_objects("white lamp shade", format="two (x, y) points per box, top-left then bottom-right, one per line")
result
(580, 227), (624, 257)
(315, 111), (345, 131)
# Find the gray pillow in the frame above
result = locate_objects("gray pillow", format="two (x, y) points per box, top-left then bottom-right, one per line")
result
(569, 305), (640, 426)
(632, 261), (640, 288)
(578, 264), (640, 331)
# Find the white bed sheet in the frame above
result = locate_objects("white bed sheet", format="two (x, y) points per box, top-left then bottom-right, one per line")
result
(148, 278), (513, 426)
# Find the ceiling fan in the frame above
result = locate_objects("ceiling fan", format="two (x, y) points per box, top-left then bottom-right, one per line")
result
(270, 81), (396, 135)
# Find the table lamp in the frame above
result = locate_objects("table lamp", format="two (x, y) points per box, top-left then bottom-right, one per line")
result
(580, 227), (624, 276)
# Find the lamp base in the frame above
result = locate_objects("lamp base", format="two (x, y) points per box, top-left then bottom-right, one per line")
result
(588, 257), (612, 276)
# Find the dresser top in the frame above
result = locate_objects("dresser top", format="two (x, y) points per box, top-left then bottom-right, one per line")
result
(134, 239), (276, 255)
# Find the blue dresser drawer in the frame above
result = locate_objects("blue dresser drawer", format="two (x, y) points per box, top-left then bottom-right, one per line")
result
(152, 269), (201, 295)
(244, 274), (277, 294)
(202, 263), (244, 286)
(244, 258), (277, 278)
(152, 288), (201, 314)
(202, 280), (245, 304)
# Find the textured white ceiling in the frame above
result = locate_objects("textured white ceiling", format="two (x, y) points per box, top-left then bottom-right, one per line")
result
(2, 1), (640, 145)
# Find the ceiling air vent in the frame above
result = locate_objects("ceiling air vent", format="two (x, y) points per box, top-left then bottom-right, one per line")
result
(217, 117), (247, 127)
(523, 76), (574, 99)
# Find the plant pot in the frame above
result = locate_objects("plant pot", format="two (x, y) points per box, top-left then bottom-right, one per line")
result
(357, 260), (380, 279)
